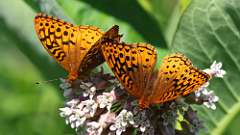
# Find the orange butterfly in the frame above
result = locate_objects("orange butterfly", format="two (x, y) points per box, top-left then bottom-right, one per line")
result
(34, 13), (120, 82)
(101, 41), (210, 109)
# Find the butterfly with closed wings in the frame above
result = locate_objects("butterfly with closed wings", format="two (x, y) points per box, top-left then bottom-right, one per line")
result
(34, 13), (120, 82)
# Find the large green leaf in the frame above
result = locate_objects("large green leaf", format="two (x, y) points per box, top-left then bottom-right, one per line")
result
(172, 0), (240, 134)
(56, 0), (147, 44)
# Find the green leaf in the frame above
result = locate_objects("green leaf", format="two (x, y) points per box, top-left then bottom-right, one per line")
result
(57, 0), (167, 47)
(0, 0), (66, 81)
(172, 0), (240, 134)
(0, 0), (74, 134)
(137, 0), (178, 31)
(138, 0), (180, 47)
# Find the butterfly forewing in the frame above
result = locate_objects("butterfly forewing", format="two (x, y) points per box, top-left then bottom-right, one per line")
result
(102, 42), (157, 99)
(35, 13), (76, 72)
(151, 53), (210, 104)
(80, 25), (121, 73)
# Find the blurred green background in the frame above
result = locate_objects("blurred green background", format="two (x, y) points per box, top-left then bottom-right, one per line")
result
(0, 0), (239, 135)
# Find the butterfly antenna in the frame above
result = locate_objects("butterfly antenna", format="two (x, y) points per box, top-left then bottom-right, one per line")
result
(35, 78), (60, 85)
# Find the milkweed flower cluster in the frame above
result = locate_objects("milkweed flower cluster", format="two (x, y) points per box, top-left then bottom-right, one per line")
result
(59, 61), (226, 135)
(195, 61), (226, 110)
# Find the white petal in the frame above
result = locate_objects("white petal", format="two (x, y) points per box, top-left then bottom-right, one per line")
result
(216, 62), (222, 68)
(75, 120), (81, 127)
(140, 126), (146, 132)
(107, 105), (112, 111)
(202, 89), (209, 95)
(79, 117), (87, 125)
(203, 102), (211, 108)
(65, 119), (69, 125)
(99, 103), (106, 108)
(109, 125), (116, 131)
(83, 107), (89, 113)
(70, 122), (75, 128)
(98, 127), (103, 135)
(210, 104), (216, 110)
(69, 115), (76, 122)
(80, 84), (88, 90)
(116, 129), (123, 135)
(129, 120), (135, 125)
(213, 96), (219, 102)
(89, 94), (94, 99)
(90, 87), (96, 92)
(85, 82), (93, 87)
(216, 70), (226, 78)
(195, 91), (201, 97)
(67, 99), (79, 106)
(83, 92), (89, 97)
(210, 61), (217, 69)
(121, 109), (127, 114)
(121, 121), (127, 127)
(59, 107), (72, 116)
(59, 112), (65, 117)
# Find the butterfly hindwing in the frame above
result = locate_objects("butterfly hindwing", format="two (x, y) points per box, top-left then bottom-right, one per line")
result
(151, 53), (210, 104)
(102, 42), (157, 98)
(75, 26), (103, 74)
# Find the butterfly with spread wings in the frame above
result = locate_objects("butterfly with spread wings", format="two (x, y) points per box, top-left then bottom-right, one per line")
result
(101, 40), (210, 108)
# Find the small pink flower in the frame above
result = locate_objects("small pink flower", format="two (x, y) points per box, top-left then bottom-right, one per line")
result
(99, 112), (116, 127)
(204, 61), (226, 78)
(97, 90), (116, 110)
